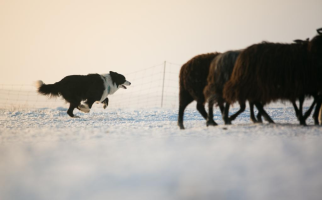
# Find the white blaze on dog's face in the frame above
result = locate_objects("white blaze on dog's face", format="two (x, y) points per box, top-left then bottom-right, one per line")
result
(110, 71), (131, 89)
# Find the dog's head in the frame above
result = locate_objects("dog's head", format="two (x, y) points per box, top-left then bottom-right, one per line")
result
(110, 71), (131, 89)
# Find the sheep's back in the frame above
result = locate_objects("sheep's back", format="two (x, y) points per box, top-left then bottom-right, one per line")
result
(224, 42), (313, 104)
(204, 50), (241, 103)
(179, 53), (220, 101)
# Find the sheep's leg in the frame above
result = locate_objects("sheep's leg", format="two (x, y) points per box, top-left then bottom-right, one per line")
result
(249, 102), (258, 123)
(218, 102), (224, 115)
(299, 96), (307, 125)
(298, 96), (306, 125)
(196, 101), (208, 120)
(217, 101), (225, 124)
(303, 98), (316, 120)
(256, 112), (263, 123)
(299, 96), (304, 117)
(292, 101), (300, 119)
(292, 96), (306, 125)
(313, 100), (321, 125)
(223, 102), (231, 125)
(178, 90), (194, 130)
(250, 101), (262, 123)
(319, 103), (322, 125)
(255, 102), (274, 123)
(206, 99), (218, 126)
(229, 101), (246, 122)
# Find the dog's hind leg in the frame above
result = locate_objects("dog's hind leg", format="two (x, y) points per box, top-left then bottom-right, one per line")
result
(86, 99), (96, 109)
(82, 96), (101, 113)
(67, 103), (80, 118)
(78, 103), (90, 113)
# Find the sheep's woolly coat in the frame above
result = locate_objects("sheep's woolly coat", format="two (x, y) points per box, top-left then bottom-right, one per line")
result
(178, 52), (221, 129)
(223, 37), (322, 105)
(179, 53), (221, 103)
(204, 50), (242, 105)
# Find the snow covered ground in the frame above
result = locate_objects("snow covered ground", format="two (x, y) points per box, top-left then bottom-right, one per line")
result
(1, 104), (322, 200)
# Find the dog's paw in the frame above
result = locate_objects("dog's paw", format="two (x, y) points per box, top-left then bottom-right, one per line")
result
(78, 104), (90, 113)
(101, 98), (108, 109)
(72, 115), (80, 118)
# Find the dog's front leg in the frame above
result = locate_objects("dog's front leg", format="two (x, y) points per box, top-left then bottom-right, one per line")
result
(102, 98), (109, 109)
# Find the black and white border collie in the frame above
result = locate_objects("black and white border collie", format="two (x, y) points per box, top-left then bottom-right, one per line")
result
(36, 71), (131, 118)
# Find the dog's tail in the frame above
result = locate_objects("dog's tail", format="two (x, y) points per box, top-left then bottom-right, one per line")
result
(35, 80), (60, 97)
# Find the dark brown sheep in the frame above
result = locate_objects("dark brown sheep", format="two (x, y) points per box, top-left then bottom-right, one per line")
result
(178, 52), (221, 129)
(204, 50), (248, 125)
(204, 50), (265, 126)
(223, 28), (322, 125)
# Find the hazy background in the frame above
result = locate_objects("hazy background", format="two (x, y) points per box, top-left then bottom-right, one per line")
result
(1, 0), (321, 85)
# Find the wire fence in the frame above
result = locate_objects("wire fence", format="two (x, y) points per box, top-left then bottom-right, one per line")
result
(0, 61), (182, 110)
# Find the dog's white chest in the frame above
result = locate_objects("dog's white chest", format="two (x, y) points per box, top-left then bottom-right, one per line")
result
(99, 74), (118, 102)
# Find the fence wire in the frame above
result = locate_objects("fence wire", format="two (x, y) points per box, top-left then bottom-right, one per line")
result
(0, 61), (181, 110)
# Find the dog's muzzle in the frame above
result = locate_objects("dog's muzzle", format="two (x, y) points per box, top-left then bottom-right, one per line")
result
(121, 81), (131, 89)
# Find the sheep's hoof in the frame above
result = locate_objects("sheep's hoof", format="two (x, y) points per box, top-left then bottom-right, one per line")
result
(206, 120), (218, 126)
(299, 120), (307, 126)
(178, 122), (185, 130)
(223, 118), (232, 125)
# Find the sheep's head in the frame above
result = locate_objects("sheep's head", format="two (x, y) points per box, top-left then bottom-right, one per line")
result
(309, 28), (322, 50)
(317, 28), (322, 35)
(293, 38), (309, 44)
(310, 28), (322, 70)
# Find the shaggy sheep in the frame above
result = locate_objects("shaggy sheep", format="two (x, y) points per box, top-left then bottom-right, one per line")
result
(178, 52), (221, 129)
(204, 50), (267, 126)
(223, 28), (322, 125)
(204, 50), (254, 125)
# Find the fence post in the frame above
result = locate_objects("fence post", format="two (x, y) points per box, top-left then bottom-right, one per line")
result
(161, 61), (166, 107)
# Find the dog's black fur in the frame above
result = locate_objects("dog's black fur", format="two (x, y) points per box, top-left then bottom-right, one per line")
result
(37, 71), (130, 117)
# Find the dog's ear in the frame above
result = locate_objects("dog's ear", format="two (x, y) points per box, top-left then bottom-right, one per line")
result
(110, 71), (116, 75)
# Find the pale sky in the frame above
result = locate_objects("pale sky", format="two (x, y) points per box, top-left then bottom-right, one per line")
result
(1, 0), (321, 85)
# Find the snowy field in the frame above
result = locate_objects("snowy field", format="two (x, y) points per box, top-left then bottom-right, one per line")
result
(1, 103), (322, 200)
